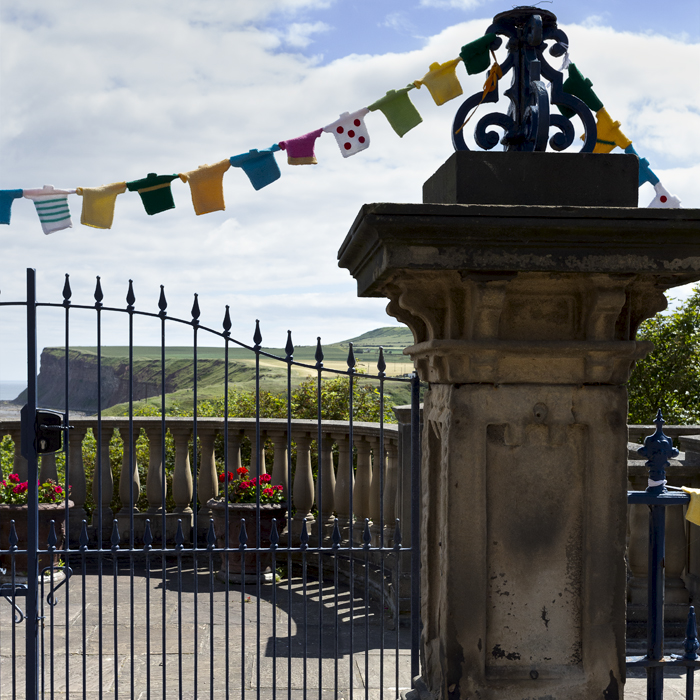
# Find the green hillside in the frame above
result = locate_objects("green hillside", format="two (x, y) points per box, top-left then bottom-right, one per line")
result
(34, 326), (416, 415)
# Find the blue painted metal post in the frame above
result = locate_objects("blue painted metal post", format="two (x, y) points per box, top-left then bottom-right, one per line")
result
(647, 505), (665, 698)
(684, 606), (698, 699)
(637, 409), (680, 700)
(25, 268), (39, 700)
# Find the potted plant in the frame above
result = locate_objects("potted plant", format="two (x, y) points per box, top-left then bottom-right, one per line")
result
(208, 466), (286, 584)
(0, 474), (73, 580)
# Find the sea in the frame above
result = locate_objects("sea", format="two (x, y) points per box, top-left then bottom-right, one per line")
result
(0, 381), (25, 402)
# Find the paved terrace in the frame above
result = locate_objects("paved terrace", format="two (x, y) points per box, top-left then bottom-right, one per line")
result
(0, 555), (692, 698)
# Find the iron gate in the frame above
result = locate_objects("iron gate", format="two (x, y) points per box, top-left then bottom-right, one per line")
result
(0, 268), (421, 700)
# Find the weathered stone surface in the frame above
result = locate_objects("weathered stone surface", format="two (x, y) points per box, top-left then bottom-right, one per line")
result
(338, 203), (700, 301)
(420, 384), (628, 699)
(423, 151), (639, 207)
(339, 156), (700, 700)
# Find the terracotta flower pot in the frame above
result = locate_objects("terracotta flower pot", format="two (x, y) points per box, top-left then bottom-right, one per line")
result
(208, 500), (286, 584)
(0, 501), (73, 578)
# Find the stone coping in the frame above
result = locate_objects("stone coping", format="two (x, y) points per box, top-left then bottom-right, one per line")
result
(338, 202), (700, 296)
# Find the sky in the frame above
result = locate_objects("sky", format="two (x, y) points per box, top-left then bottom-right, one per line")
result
(1, 0), (699, 381)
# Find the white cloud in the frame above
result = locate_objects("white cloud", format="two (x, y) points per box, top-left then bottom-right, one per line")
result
(0, 9), (698, 380)
(279, 21), (331, 48)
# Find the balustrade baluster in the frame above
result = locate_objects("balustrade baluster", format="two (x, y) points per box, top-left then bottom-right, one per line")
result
(170, 426), (194, 537)
(67, 426), (88, 533)
(144, 426), (164, 513)
(197, 428), (219, 535)
(118, 426), (140, 514)
(368, 436), (382, 524)
(245, 430), (267, 476)
(40, 452), (58, 483)
(334, 434), (354, 541)
(9, 429), (28, 480)
(269, 431), (289, 497)
(226, 428), (243, 475)
(353, 438), (372, 531)
(292, 434), (315, 539)
(91, 425), (114, 536)
(384, 441), (399, 542)
(317, 435), (335, 541)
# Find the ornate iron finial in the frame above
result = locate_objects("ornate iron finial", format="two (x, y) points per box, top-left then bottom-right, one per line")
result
(8, 521), (18, 549)
(347, 342), (356, 372)
(158, 285), (167, 317)
(94, 276), (104, 307)
(47, 520), (58, 549)
(393, 518), (402, 550)
(377, 346), (386, 376)
(143, 519), (153, 548)
(222, 305), (232, 336)
(239, 518), (248, 549)
(79, 520), (89, 550)
(285, 331), (294, 361)
(637, 409), (679, 493)
(191, 294), (200, 326)
(62, 274), (71, 306)
(300, 518), (309, 550)
(453, 6), (596, 153)
(253, 320), (262, 350)
(206, 520), (216, 550)
(332, 519), (341, 549)
(270, 518), (279, 549)
(315, 337), (324, 367)
(110, 520), (120, 550)
(126, 280), (135, 311)
(683, 606), (699, 660)
(175, 519), (185, 549)
(362, 518), (372, 550)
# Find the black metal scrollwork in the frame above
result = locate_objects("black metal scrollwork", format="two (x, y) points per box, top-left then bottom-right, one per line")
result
(453, 7), (597, 153)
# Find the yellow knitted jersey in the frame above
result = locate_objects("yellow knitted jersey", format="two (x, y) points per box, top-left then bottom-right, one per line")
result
(179, 159), (231, 215)
(76, 182), (127, 229)
(414, 58), (463, 106)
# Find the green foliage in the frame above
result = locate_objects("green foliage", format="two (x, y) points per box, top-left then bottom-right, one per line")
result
(628, 287), (700, 425)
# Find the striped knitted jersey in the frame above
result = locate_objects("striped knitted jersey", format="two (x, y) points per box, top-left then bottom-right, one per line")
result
(23, 185), (76, 234)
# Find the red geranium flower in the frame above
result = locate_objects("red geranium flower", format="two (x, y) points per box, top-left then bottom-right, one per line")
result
(260, 474), (272, 483)
(237, 467), (249, 475)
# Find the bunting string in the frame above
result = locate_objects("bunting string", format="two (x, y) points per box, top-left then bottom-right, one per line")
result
(0, 34), (679, 234)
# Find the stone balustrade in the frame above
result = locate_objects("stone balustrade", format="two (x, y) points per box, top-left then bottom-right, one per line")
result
(0, 416), (400, 547)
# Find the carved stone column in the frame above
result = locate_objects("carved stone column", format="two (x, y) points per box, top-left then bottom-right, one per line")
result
(338, 154), (700, 700)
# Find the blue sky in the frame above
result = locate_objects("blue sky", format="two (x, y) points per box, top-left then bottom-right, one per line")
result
(0, 1), (698, 380)
(260, 0), (700, 60)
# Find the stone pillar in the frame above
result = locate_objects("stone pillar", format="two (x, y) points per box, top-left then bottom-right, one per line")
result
(338, 151), (700, 700)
